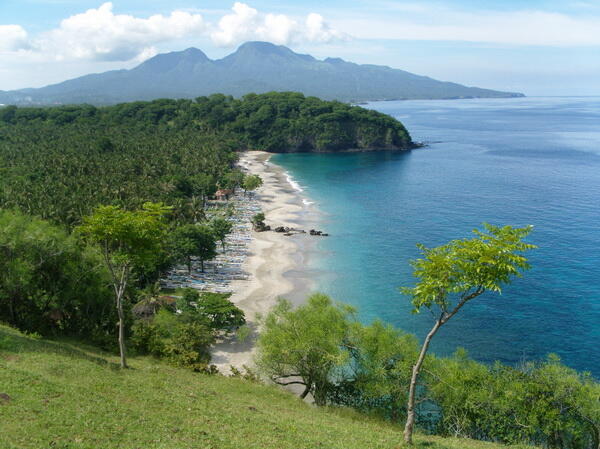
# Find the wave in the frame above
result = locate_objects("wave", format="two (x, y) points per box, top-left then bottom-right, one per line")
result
(285, 171), (317, 206)
(285, 171), (304, 192)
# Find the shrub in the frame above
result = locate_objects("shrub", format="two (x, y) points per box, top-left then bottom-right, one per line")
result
(429, 352), (600, 448)
(131, 309), (215, 370)
(177, 288), (200, 313)
(163, 322), (214, 371)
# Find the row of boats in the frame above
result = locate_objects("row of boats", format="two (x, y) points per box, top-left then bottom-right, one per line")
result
(161, 191), (261, 294)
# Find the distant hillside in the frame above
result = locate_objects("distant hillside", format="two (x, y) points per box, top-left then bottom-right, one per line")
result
(0, 42), (524, 105)
(0, 324), (531, 449)
(0, 92), (413, 154)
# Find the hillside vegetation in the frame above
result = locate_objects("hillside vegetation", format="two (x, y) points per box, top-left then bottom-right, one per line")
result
(0, 93), (411, 229)
(0, 324), (530, 449)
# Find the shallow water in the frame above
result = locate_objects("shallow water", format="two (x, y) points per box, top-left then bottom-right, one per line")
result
(272, 97), (600, 377)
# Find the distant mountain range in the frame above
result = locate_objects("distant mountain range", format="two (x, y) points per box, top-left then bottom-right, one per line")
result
(0, 42), (524, 106)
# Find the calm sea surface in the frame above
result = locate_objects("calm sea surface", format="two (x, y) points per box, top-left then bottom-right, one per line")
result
(272, 97), (600, 377)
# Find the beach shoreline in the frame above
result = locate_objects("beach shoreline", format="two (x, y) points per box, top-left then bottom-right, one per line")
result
(211, 151), (323, 373)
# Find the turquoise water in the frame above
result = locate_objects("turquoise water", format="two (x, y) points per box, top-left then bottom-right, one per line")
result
(272, 97), (600, 377)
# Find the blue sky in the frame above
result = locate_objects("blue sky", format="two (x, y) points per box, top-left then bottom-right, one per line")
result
(1, 0), (599, 95)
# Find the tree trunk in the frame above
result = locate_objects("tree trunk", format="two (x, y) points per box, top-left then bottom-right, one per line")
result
(187, 257), (192, 275)
(8, 295), (15, 325)
(107, 254), (129, 370)
(300, 384), (311, 400)
(314, 383), (328, 406)
(403, 291), (481, 445)
(116, 286), (128, 369)
(200, 259), (204, 273)
(404, 319), (442, 445)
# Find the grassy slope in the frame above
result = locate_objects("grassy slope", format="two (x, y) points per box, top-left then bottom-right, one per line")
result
(0, 325), (529, 449)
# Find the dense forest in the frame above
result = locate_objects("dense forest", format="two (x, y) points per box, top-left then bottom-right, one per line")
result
(0, 92), (411, 227)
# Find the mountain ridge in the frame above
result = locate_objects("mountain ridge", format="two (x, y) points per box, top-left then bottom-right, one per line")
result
(0, 41), (524, 105)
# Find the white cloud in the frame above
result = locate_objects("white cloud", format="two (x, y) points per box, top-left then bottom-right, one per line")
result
(0, 2), (345, 63)
(338, 7), (600, 47)
(210, 2), (260, 46)
(0, 25), (30, 52)
(211, 2), (348, 47)
(305, 13), (346, 44)
(34, 2), (207, 61)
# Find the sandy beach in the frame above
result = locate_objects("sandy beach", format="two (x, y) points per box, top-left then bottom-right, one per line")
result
(211, 151), (321, 373)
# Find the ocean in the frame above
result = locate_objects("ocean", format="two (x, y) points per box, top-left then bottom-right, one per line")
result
(271, 97), (600, 377)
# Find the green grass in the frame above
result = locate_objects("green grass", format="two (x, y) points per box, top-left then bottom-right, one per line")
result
(0, 325), (531, 449)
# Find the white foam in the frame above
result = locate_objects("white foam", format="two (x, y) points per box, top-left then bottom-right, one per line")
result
(285, 171), (304, 192)
(285, 171), (316, 206)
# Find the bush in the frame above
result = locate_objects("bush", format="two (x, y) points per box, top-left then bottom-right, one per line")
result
(163, 322), (214, 371)
(0, 210), (115, 338)
(176, 288), (200, 313)
(131, 309), (215, 370)
(130, 319), (164, 355)
(429, 352), (600, 448)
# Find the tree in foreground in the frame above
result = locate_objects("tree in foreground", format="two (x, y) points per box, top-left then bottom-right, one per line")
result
(401, 223), (535, 445)
(77, 202), (170, 368)
(169, 224), (217, 273)
(256, 294), (354, 405)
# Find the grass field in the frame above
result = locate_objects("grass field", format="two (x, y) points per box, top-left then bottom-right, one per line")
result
(0, 324), (531, 449)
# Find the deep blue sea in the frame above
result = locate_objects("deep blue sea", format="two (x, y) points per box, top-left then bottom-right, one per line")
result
(272, 97), (600, 377)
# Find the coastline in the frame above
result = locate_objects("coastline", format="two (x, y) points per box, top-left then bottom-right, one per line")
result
(211, 151), (323, 373)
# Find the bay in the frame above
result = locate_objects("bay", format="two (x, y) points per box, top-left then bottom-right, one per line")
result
(272, 97), (600, 377)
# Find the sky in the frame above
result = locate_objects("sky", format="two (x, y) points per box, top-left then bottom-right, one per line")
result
(1, 0), (600, 95)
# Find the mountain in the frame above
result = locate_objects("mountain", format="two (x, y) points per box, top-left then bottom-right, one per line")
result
(0, 42), (524, 105)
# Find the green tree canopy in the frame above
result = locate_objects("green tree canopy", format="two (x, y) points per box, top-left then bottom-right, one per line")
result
(195, 292), (246, 331)
(210, 217), (233, 250)
(77, 202), (171, 368)
(401, 223), (536, 445)
(429, 351), (600, 448)
(169, 224), (217, 273)
(256, 294), (355, 405)
(242, 174), (263, 195)
(0, 209), (113, 338)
